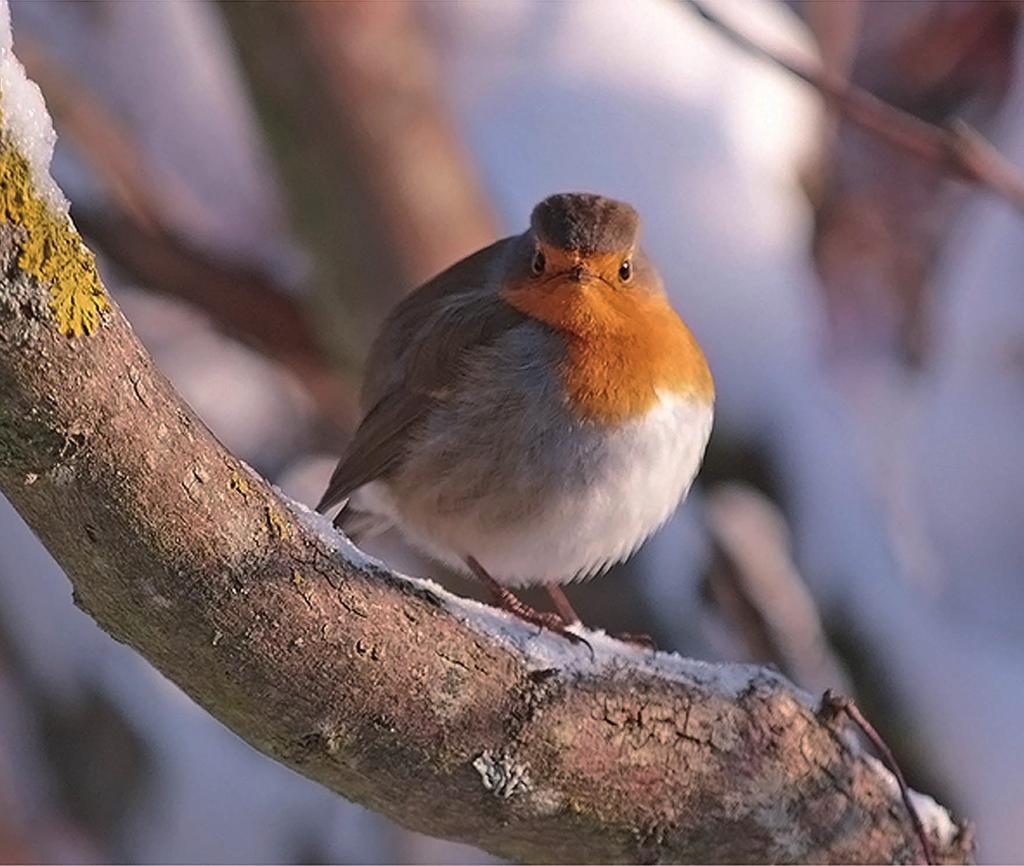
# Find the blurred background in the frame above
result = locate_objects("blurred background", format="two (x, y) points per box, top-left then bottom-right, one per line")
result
(1, 0), (1022, 862)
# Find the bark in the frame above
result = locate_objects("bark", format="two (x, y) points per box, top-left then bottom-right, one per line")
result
(0, 45), (971, 866)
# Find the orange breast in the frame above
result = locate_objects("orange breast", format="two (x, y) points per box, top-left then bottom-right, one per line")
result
(502, 281), (714, 424)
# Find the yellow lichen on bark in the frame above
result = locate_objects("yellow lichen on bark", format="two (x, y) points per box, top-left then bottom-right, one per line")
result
(0, 112), (107, 337)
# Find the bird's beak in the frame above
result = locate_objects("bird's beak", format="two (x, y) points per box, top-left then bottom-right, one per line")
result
(555, 264), (608, 291)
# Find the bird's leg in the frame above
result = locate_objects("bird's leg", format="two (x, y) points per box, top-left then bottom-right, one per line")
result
(465, 557), (590, 650)
(547, 584), (657, 651)
(545, 585), (580, 624)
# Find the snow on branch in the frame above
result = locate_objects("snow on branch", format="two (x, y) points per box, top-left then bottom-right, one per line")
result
(0, 6), (971, 862)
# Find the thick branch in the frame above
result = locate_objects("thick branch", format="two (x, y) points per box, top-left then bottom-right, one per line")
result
(0, 39), (970, 866)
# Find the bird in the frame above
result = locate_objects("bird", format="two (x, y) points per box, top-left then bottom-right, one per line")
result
(317, 192), (714, 643)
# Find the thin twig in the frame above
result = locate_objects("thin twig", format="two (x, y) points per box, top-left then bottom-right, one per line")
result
(685, 0), (1024, 214)
(819, 689), (935, 866)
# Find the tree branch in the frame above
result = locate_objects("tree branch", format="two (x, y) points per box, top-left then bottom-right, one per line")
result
(685, 0), (1024, 214)
(0, 22), (971, 864)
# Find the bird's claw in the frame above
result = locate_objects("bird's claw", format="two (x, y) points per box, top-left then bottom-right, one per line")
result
(519, 609), (594, 657)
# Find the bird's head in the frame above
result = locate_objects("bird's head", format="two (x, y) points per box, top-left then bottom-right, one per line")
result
(499, 193), (712, 421)
(500, 193), (668, 333)
(511, 192), (660, 296)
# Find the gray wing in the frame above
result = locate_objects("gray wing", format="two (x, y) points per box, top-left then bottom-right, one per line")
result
(316, 237), (525, 513)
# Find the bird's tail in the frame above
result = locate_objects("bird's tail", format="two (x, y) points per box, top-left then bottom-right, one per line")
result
(331, 503), (392, 545)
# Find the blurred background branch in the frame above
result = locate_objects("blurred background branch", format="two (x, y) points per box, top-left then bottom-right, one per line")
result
(219, 1), (499, 369)
(12, 29), (360, 436)
(687, 0), (1024, 213)
(703, 483), (853, 697)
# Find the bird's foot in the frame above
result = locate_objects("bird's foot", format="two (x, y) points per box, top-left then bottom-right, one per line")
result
(466, 558), (592, 652)
(497, 593), (592, 651)
(545, 585), (655, 652)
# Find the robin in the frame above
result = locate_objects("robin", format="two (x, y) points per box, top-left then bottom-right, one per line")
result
(317, 193), (714, 644)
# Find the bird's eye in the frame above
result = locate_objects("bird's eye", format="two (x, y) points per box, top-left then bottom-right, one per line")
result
(619, 259), (633, 282)
(531, 250), (546, 276)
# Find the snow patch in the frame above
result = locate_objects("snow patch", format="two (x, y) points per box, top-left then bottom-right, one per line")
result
(909, 789), (961, 849)
(0, 2), (66, 211)
(868, 752), (961, 850)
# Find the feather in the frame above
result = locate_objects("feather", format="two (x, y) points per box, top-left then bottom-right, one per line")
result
(316, 237), (526, 514)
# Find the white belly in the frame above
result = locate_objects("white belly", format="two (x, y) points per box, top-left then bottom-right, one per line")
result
(354, 392), (713, 587)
